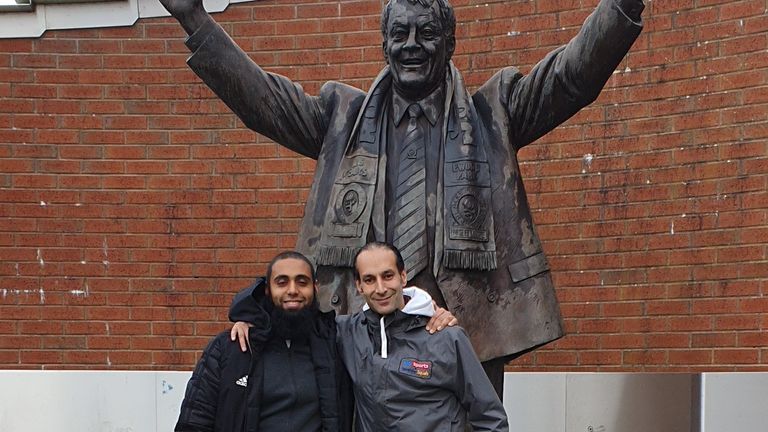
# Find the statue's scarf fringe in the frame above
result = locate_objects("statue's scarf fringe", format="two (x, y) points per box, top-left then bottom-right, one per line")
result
(444, 250), (497, 271)
(317, 246), (357, 268)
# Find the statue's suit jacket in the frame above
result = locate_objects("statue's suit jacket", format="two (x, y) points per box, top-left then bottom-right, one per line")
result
(186, 0), (643, 361)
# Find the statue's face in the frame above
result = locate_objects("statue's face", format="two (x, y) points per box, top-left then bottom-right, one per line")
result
(383, 0), (453, 101)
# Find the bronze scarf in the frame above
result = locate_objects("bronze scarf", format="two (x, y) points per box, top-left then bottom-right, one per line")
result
(316, 63), (497, 272)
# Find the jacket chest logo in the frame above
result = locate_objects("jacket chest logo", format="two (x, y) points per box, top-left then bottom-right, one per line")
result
(235, 375), (248, 387)
(399, 358), (432, 379)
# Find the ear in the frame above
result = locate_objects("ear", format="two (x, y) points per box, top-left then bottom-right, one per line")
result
(355, 279), (364, 294)
(400, 270), (408, 287)
(445, 36), (455, 61)
(264, 284), (270, 296)
(382, 40), (390, 64)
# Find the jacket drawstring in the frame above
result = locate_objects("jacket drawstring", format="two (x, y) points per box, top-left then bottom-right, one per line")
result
(379, 316), (388, 358)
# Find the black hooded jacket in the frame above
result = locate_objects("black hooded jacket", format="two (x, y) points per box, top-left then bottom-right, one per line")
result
(175, 278), (352, 432)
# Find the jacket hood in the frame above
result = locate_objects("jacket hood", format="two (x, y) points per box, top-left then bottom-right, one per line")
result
(400, 287), (435, 318)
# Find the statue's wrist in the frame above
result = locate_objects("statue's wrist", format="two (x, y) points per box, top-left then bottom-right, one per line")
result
(178, 7), (211, 36)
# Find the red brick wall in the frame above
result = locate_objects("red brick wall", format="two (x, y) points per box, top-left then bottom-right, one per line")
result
(1, 0), (766, 370)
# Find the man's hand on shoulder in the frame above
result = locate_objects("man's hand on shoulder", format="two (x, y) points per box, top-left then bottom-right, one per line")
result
(229, 321), (253, 352)
(426, 302), (458, 334)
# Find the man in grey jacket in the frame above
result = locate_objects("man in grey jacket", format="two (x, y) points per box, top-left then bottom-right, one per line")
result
(338, 241), (508, 431)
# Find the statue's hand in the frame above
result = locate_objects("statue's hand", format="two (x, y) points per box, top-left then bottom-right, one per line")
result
(229, 321), (253, 352)
(159, 0), (210, 36)
(159, 0), (199, 18)
(426, 304), (458, 334)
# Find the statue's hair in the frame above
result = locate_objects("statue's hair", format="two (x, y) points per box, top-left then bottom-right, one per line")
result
(380, 0), (456, 48)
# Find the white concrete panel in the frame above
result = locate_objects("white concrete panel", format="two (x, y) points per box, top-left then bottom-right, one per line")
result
(504, 372), (566, 432)
(700, 373), (768, 432)
(156, 371), (192, 431)
(0, 370), (156, 432)
(137, 0), (170, 19)
(565, 373), (693, 432)
(202, 0), (229, 14)
(45, 0), (139, 31)
(0, 0), (253, 38)
(14, 370), (768, 431)
(139, 0), (232, 18)
(0, 8), (46, 38)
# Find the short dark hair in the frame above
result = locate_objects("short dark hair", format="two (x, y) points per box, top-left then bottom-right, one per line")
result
(266, 251), (316, 285)
(352, 242), (405, 281)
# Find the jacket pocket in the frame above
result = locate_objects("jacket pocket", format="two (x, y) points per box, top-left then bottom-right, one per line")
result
(507, 251), (550, 283)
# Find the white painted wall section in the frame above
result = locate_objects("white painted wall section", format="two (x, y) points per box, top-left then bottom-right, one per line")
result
(0, 371), (767, 431)
(0, 0), (247, 39)
(0, 370), (189, 432)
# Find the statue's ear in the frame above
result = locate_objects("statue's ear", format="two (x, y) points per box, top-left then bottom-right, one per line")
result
(382, 40), (389, 64)
(445, 36), (456, 61)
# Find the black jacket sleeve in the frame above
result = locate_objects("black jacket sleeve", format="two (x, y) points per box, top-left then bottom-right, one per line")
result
(175, 335), (226, 432)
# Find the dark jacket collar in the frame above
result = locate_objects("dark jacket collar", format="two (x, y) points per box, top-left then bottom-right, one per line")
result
(362, 308), (426, 334)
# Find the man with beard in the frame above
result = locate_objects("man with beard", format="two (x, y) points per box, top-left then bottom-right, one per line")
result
(175, 252), (352, 432)
(160, 0), (645, 396)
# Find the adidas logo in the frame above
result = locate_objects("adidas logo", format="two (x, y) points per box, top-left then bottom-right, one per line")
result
(235, 376), (248, 387)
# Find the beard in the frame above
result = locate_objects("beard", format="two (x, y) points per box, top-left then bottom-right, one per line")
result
(268, 297), (319, 342)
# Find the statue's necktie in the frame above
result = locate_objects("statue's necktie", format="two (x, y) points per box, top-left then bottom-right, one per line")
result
(392, 103), (428, 276)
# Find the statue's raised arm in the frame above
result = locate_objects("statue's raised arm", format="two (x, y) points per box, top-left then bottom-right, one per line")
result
(161, 0), (334, 159)
(481, 0), (645, 150)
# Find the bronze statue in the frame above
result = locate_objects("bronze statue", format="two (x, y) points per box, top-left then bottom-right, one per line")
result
(159, 0), (644, 394)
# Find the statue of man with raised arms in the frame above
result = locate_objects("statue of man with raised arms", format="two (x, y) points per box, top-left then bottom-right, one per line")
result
(160, 0), (645, 394)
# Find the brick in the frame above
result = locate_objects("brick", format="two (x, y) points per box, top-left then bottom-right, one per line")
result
(109, 350), (154, 365)
(20, 350), (62, 364)
(668, 350), (712, 365)
(713, 349), (759, 364)
(77, 70), (123, 84)
(62, 350), (109, 365)
(86, 335), (132, 350)
(692, 332), (737, 348)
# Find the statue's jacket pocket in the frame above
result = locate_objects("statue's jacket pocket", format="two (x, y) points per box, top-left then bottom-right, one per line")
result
(507, 251), (550, 283)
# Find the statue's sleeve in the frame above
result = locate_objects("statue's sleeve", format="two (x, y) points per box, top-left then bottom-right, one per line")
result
(504, 0), (644, 150)
(184, 20), (328, 160)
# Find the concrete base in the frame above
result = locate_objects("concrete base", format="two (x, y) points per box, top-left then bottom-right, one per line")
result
(0, 371), (766, 431)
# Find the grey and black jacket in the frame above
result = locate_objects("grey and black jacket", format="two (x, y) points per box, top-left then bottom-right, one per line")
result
(336, 287), (509, 432)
